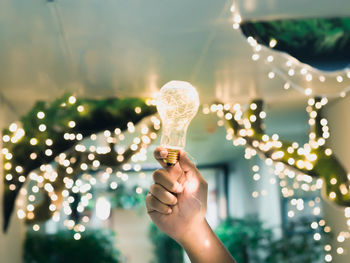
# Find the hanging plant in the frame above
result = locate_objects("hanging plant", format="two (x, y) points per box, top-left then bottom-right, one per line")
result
(240, 17), (350, 70)
(211, 98), (350, 207)
(2, 93), (157, 232)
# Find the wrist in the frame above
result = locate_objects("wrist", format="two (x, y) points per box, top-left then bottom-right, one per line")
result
(177, 218), (211, 248)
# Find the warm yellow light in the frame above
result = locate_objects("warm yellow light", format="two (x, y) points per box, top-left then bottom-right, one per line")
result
(77, 105), (84, 112)
(9, 123), (18, 132)
(269, 39), (277, 48)
(156, 81), (199, 151)
(135, 107), (142, 114)
(39, 124), (46, 132)
(305, 88), (312, 96)
(68, 96), (76, 104)
(68, 121), (76, 128)
(30, 138), (38, 145)
(325, 254), (332, 262)
(37, 112), (45, 119)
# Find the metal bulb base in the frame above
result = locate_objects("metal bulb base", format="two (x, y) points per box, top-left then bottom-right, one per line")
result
(164, 148), (180, 167)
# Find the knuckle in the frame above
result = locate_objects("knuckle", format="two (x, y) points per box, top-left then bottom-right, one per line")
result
(149, 184), (156, 193)
(169, 195), (177, 205)
(150, 184), (163, 197)
(152, 169), (163, 181)
(161, 205), (169, 213)
(169, 182), (178, 192)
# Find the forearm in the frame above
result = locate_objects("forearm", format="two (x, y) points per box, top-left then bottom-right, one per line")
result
(178, 220), (236, 263)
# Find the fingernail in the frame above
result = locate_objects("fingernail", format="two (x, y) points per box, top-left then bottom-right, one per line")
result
(160, 150), (168, 158)
(167, 208), (172, 214)
(175, 182), (183, 193)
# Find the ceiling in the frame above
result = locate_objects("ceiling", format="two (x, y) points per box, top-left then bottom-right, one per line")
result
(0, 0), (349, 164)
(1, 0), (349, 123)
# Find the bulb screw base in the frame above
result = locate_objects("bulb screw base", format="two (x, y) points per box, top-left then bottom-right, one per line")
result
(164, 149), (180, 167)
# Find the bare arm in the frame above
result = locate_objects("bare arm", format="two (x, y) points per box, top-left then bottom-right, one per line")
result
(146, 147), (235, 263)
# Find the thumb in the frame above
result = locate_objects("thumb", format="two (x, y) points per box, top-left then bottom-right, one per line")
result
(178, 150), (197, 173)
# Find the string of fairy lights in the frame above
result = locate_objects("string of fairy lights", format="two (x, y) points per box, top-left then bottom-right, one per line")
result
(211, 1), (350, 261)
(202, 96), (345, 261)
(1, 3), (350, 262)
(231, 1), (350, 99)
(2, 95), (160, 240)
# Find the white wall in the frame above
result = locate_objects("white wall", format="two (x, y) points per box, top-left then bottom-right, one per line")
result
(324, 97), (350, 263)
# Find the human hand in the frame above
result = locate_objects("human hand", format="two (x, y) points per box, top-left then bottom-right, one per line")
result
(145, 146), (208, 243)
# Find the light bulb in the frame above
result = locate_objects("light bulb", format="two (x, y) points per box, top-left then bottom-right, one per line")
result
(156, 80), (200, 166)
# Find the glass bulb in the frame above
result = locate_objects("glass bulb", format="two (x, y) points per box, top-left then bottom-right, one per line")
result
(156, 80), (199, 165)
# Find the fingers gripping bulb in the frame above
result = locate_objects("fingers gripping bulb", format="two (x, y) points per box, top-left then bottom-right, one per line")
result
(156, 81), (200, 166)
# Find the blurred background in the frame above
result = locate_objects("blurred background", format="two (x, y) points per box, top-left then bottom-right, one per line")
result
(0, 0), (350, 262)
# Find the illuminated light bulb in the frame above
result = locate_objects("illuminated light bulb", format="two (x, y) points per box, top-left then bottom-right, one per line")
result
(135, 106), (142, 114)
(45, 139), (53, 146)
(325, 254), (332, 262)
(68, 96), (76, 104)
(156, 81), (199, 166)
(17, 209), (26, 219)
(37, 111), (45, 119)
(252, 54), (259, 61)
(269, 39), (277, 48)
(259, 111), (266, 119)
(5, 174), (13, 181)
(306, 74), (313, 81)
(45, 149), (53, 156)
(233, 13), (241, 24)
(314, 233), (321, 241)
(305, 88), (312, 96)
(329, 192), (336, 199)
(336, 76), (343, 83)
(136, 187), (143, 194)
(252, 191), (259, 198)
(2, 135), (10, 142)
(39, 124), (46, 132)
(77, 105), (84, 112)
(330, 178), (337, 185)
(311, 222), (318, 229)
(345, 207), (350, 218)
(284, 83), (290, 90)
(337, 235), (345, 242)
(232, 23), (240, 30)
(9, 123), (18, 132)
(253, 173), (260, 181)
(110, 182), (118, 190)
(337, 247), (344, 254)
(68, 121), (76, 128)
(288, 69), (295, 76)
(268, 72), (275, 79)
(325, 148), (332, 156)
